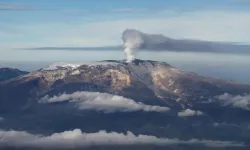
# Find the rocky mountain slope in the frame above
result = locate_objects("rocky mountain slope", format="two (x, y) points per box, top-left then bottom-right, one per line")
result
(1, 59), (249, 110)
(0, 59), (250, 149)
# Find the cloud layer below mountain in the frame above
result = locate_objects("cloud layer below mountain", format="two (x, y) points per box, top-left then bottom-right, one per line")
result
(178, 109), (203, 117)
(217, 93), (250, 110)
(40, 91), (170, 113)
(0, 129), (244, 149)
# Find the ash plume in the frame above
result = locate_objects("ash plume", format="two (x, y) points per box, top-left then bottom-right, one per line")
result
(122, 29), (144, 62)
(121, 29), (250, 55)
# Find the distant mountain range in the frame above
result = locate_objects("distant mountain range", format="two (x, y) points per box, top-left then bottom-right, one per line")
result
(27, 29), (250, 54)
(0, 68), (29, 82)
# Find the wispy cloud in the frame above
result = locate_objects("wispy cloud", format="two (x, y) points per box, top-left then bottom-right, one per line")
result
(0, 117), (4, 121)
(0, 3), (157, 13)
(2, 10), (250, 49)
(110, 8), (147, 13)
(40, 91), (170, 113)
(0, 2), (29, 11)
(178, 109), (203, 117)
(0, 129), (244, 148)
(0, 2), (86, 12)
(217, 93), (250, 110)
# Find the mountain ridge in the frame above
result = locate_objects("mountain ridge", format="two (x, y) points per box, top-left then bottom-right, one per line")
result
(0, 68), (29, 82)
(1, 59), (250, 149)
(1, 59), (250, 112)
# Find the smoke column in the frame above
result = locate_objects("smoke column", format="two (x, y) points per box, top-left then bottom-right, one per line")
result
(122, 29), (144, 62)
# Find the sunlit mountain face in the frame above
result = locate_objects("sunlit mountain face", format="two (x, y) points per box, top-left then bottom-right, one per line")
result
(1, 50), (250, 84)
(0, 59), (250, 150)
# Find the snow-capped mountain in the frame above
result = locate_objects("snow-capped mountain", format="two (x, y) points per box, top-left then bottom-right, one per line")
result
(2, 59), (250, 108)
(1, 59), (250, 149)
(1, 59), (249, 116)
(41, 61), (116, 71)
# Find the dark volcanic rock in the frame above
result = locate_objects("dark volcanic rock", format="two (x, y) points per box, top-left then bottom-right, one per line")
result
(1, 59), (250, 149)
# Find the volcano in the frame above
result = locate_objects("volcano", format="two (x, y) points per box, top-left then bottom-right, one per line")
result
(0, 59), (250, 149)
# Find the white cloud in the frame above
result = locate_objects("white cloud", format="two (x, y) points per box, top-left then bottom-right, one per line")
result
(0, 117), (3, 121)
(178, 109), (203, 117)
(217, 93), (250, 110)
(0, 2), (87, 12)
(40, 91), (170, 113)
(0, 129), (244, 148)
(213, 122), (239, 128)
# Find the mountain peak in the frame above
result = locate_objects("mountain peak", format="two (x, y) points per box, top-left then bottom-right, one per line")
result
(2, 59), (250, 115)
(41, 61), (120, 71)
(40, 59), (171, 71)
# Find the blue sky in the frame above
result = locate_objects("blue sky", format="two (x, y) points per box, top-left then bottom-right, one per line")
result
(0, 0), (250, 50)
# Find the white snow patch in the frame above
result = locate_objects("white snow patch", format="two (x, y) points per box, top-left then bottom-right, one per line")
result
(43, 62), (82, 70)
(42, 61), (118, 71)
(174, 89), (179, 93)
(71, 70), (81, 75)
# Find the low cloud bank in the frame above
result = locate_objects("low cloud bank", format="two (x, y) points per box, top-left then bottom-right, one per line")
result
(217, 93), (250, 110)
(40, 91), (170, 113)
(178, 109), (203, 117)
(0, 129), (244, 148)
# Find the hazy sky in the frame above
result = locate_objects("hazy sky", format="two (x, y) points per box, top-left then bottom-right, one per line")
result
(0, 0), (250, 61)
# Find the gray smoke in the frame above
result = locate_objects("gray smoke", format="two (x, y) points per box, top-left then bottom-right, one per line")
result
(121, 29), (250, 55)
(122, 29), (144, 62)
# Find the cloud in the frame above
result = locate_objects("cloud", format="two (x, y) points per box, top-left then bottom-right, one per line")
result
(40, 91), (170, 113)
(0, 129), (244, 148)
(1, 10), (250, 50)
(0, 2), (86, 12)
(0, 117), (3, 121)
(110, 8), (147, 13)
(121, 29), (250, 54)
(178, 109), (203, 117)
(217, 93), (250, 110)
(213, 122), (239, 128)
(0, 2), (29, 11)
